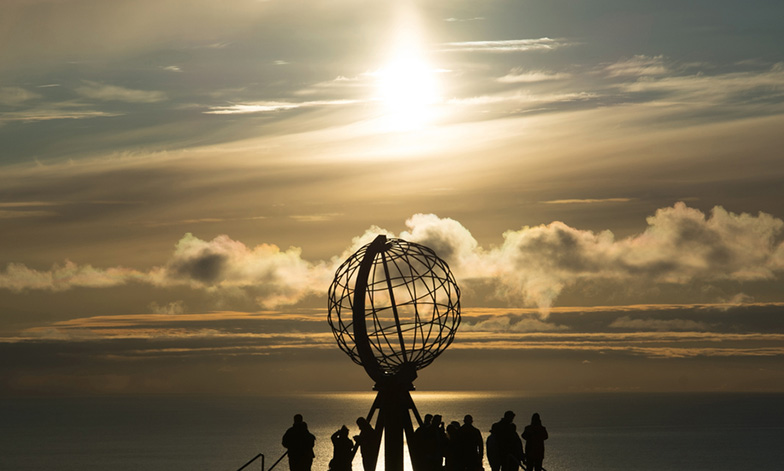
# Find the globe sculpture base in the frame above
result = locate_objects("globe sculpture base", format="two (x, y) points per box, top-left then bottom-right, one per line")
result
(363, 377), (423, 471)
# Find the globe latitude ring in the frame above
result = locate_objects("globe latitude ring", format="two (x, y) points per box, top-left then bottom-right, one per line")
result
(327, 234), (461, 384)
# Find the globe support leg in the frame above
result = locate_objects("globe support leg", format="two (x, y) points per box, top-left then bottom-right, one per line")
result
(365, 384), (423, 471)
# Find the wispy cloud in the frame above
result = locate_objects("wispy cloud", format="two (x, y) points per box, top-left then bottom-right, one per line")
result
(0, 107), (121, 123)
(0, 202), (61, 218)
(604, 55), (668, 77)
(439, 38), (570, 53)
(444, 17), (485, 23)
(447, 91), (597, 107)
(461, 315), (568, 333)
(75, 81), (167, 103)
(619, 62), (784, 104)
(204, 99), (357, 115)
(289, 213), (343, 222)
(0, 202), (63, 208)
(497, 68), (571, 83)
(453, 331), (784, 359)
(542, 198), (633, 204)
(0, 209), (56, 219)
(609, 316), (712, 331)
(0, 86), (41, 106)
(142, 215), (266, 227)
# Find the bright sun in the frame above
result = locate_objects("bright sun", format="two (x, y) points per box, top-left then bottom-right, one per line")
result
(372, 8), (443, 132)
(378, 56), (440, 110)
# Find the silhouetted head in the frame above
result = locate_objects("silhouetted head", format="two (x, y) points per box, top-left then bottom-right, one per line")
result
(293, 414), (303, 424)
(503, 410), (515, 422)
(531, 413), (541, 426)
(424, 414), (433, 425)
(356, 416), (372, 432)
(433, 414), (443, 426)
(464, 414), (473, 425)
(339, 425), (349, 436)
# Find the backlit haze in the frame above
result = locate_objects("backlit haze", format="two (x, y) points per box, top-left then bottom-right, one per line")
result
(2, 0), (784, 396)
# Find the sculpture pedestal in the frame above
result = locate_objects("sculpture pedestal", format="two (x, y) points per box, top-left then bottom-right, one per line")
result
(364, 379), (422, 471)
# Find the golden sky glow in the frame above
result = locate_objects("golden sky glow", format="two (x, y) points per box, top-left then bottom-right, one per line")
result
(2, 0), (784, 396)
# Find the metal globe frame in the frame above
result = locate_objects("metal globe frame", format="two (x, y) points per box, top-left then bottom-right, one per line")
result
(327, 234), (461, 471)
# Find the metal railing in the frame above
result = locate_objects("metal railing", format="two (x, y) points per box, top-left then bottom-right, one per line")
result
(235, 453), (263, 471)
(234, 451), (287, 471)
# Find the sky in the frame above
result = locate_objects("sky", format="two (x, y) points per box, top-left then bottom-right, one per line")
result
(2, 0), (784, 396)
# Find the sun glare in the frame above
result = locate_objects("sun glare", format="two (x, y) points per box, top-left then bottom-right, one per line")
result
(378, 57), (440, 109)
(372, 7), (443, 132)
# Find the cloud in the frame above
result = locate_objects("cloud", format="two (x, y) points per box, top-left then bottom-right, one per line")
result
(447, 88), (599, 107)
(439, 38), (570, 53)
(0, 261), (144, 291)
(148, 300), (186, 315)
(289, 213), (343, 222)
(444, 17), (485, 23)
(604, 55), (668, 77)
(399, 213), (481, 272)
(204, 99), (357, 115)
(0, 202), (62, 219)
(399, 203), (784, 315)
(542, 198), (633, 204)
(0, 86), (41, 106)
(0, 107), (121, 123)
(0, 233), (333, 308)
(609, 316), (712, 331)
(0, 210), (55, 219)
(2, 203), (783, 314)
(461, 315), (568, 333)
(451, 331), (784, 359)
(75, 81), (167, 103)
(149, 233), (335, 308)
(497, 68), (571, 83)
(619, 62), (784, 105)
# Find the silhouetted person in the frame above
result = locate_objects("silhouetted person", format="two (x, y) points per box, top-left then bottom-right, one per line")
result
(459, 414), (483, 471)
(486, 423), (501, 471)
(521, 413), (548, 471)
(445, 420), (461, 471)
(282, 414), (316, 471)
(412, 414), (433, 471)
(329, 425), (354, 471)
(509, 423), (524, 471)
(354, 416), (379, 471)
(424, 414), (447, 471)
(492, 411), (523, 471)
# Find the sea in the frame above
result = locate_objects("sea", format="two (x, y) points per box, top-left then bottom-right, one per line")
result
(2, 391), (783, 471)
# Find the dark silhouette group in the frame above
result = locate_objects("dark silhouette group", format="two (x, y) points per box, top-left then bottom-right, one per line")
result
(410, 413), (485, 471)
(281, 411), (547, 471)
(486, 411), (548, 471)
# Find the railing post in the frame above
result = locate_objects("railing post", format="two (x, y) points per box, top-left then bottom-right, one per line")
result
(236, 453), (264, 471)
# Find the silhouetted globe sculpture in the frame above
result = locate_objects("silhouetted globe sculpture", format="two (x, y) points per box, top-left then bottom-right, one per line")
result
(326, 234), (461, 471)
(327, 234), (461, 382)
